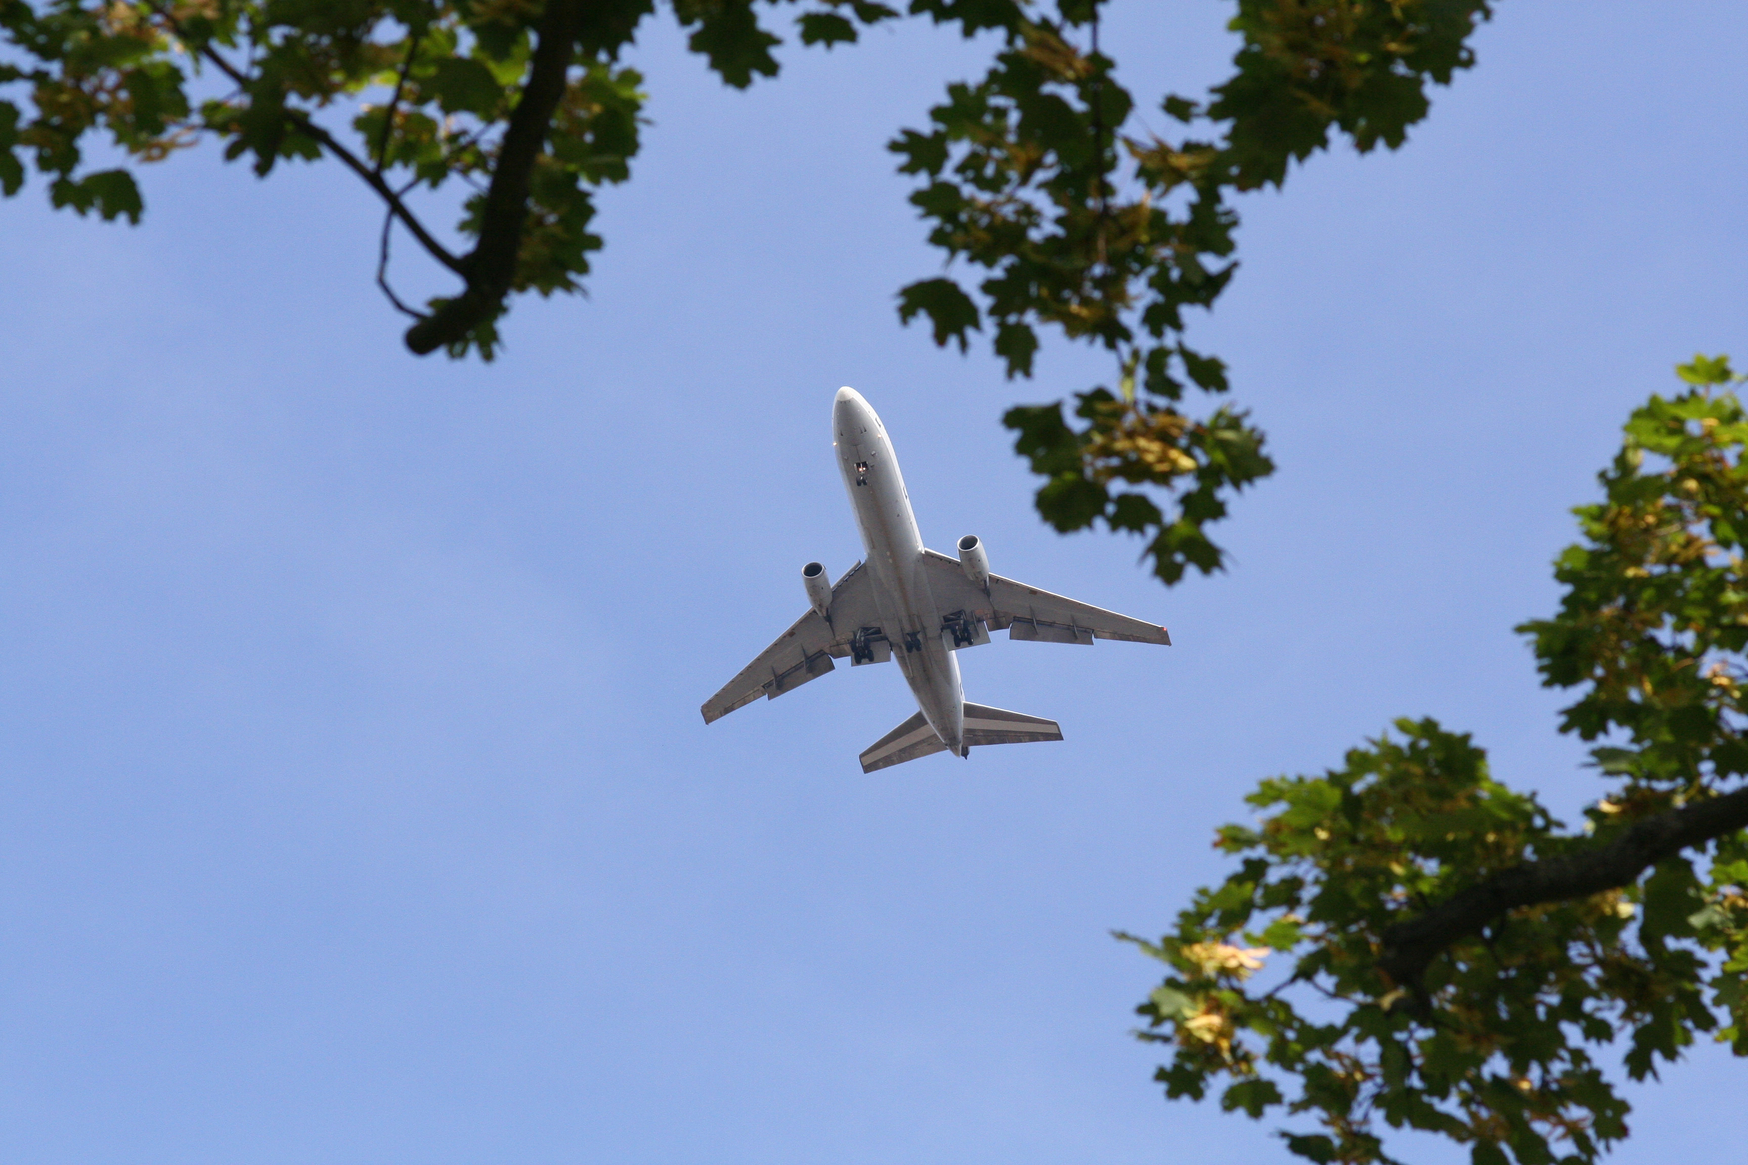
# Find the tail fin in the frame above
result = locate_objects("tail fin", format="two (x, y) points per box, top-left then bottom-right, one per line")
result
(962, 703), (1062, 747)
(859, 703), (1063, 773)
(860, 711), (948, 773)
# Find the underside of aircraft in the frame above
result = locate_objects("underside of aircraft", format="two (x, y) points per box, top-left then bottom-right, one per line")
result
(701, 388), (1170, 772)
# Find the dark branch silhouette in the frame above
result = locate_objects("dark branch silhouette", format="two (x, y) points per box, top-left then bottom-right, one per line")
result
(1379, 782), (1748, 1000)
(156, 0), (645, 354)
(404, 0), (585, 354)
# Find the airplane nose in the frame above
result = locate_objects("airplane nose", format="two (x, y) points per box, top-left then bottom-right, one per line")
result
(833, 386), (871, 434)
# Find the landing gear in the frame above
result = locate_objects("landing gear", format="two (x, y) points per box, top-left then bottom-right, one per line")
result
(943, 612), (979, 647)
(939, 610), (990, 650)
(850, 627), (892, 666)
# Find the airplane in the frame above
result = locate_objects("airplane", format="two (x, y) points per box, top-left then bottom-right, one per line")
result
(700, 387), (1171, 772)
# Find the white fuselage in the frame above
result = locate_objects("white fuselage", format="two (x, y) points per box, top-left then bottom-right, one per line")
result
(832, 387), (965, 753)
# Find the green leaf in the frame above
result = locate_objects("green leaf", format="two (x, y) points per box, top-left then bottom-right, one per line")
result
(896, 277), (980, 350)
(1035, 473), (1107, 533)
(1641, 860), (1702, 948)
(797, 12), (858, 46)
(427, 57), (505, 118)
(1108, 491), (1163, 534)
(1220, 1077), (1282, 1117)
(888, 128), (948, 176)
(1471, 1142), (1509, 1165)
(1162, 94), (1199, 123)
(906, 0), (1027, 36)
(1676, 353), (1735, 386)
(1178, 344), (1228, 393)
(49, 169), (143, 224)
(678, 0), (782, 88)
(1283, 1134), (1337, 1164)
(0, 98), (22, 195)
(1149, 984), (1193, 1017)
(990, 321), (1038, 376)
(1257, 917), (1303, 950)
(1003, 403), (1078, 473)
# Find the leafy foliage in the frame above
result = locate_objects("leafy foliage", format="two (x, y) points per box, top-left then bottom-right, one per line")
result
(893, 0), (1492, 581)
(1, 0), (1496, 572)
(0, 0), (899, 357)
(1523, 356), (1748, 796)
(1131, 359), (1748, 1164)
(1005, 386), (1270, 584)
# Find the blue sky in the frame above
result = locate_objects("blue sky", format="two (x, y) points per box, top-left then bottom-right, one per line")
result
(1, 2), (1744, 1161)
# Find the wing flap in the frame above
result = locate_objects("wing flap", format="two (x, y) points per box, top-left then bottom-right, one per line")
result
(1007, 618), (1093, 645)
(918, 549), (1171, 646)
(701, 606), (836, 724)
(766, 645), (836, 697)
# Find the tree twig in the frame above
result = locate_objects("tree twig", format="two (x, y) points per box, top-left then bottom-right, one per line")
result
(1378, 783), (1748, 1000)
(376, 179), (425, 320)
(284, 102), (466, 276)
(374, 27), (424, 173)
(150, 4), (465, 277)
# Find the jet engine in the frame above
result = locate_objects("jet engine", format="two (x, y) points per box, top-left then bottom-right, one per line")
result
(802, 561), (832, 616)
(957, 534), (990, 590)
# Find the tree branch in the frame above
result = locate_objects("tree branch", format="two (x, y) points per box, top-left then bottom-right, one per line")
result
(291, 105), (465, 277)
(1378, 783), (1748, 997)
(377, 180), (425, 320)
(374, 28), (423, 173)
(403, 0), (586, 355)
(151, 5), (465, 279)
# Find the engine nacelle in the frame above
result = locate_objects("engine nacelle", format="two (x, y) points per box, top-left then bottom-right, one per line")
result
(802, 561), (832, 616)
(957, 534), (990, 590)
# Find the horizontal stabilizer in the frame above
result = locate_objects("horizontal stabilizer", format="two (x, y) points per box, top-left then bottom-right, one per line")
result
(962, 703), (1063, 747)
(859, 704), (1064, 773)
(860, 711), (949, 773)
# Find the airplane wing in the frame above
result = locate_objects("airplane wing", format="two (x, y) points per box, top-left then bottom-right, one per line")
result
(918, 549), (1171, 646)
(700, 561), (887, 724)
